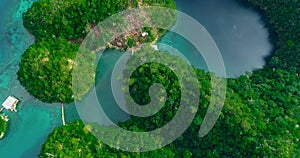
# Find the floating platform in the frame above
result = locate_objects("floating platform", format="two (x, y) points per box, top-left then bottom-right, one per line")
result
(2, 96), (19, 112)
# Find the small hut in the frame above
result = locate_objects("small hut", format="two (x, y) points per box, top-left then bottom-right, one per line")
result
(2, 96), (19, 112)
(141, 32), (149, 37)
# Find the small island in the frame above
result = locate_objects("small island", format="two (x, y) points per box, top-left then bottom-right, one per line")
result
(0, 113), (8, 139)
(18, 0), (176, 103)
(0, 96), (19, 140)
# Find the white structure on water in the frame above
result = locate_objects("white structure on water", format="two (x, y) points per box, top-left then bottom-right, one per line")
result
(2, 96), (19, 112)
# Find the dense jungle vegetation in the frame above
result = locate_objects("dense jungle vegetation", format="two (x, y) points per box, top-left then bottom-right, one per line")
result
(20, 0), (299, 157)
(18, 0), (176, 103)
(41, 43), (299, 158)
(18, 39), (78, 103)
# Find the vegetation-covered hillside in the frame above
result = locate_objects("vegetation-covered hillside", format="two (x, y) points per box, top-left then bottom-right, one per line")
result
(23, 0), (175, 42)
(41, 44), (299, 158)
(40, 121), (178, 158)
(18, 39), (78, 103)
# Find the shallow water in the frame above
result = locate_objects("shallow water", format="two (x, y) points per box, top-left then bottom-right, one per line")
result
(0, 0), (78, 157)
(159, 0), (273, 77)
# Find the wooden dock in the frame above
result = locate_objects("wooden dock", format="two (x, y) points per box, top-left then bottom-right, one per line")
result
(61, 104), (65, 126)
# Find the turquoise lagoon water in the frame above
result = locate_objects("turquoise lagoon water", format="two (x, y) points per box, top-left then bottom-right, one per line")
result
(95, 50), (130, 124)
(0, 0), (79, 157)
(0, 1), (129, 157)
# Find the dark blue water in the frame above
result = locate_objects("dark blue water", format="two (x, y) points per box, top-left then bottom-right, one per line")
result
(160, 0), (272, 77)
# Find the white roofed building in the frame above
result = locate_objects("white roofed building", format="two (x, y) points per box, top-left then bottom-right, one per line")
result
(141, 32), (149, 37)
(2, 96), (19, 112)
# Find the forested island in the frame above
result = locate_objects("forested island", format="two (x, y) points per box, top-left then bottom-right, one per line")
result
(17, 0), (299, 157)
(0, 114), (8, 139)
(17, 0), (175, 103)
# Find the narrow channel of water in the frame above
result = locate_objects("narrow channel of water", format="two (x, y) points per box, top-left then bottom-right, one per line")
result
(95, 49), (130, 124)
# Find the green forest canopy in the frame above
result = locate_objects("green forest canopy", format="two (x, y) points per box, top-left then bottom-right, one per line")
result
(0, 115), (7, 137)
(18, 0), (176, 103)
(41, 44), (299, 158)
(17, 38), (78, 103)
